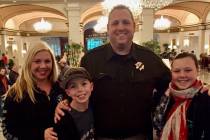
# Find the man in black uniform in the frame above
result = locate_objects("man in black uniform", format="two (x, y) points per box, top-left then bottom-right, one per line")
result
(55, 5), (171, 140)
(80, 5), (171, 140)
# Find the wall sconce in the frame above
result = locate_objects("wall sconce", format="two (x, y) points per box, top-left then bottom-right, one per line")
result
(22, 50), (27, 54)
(183, 38), (189, 47)
(22, 43), (27, 54)
(204, 44), (209, 55)
(204, 44), (209, 49)
(173, 45), (177, 49)
(168, 44), (172, 49)
(12, 44), (17, 51)
(180, 28), (184, 31)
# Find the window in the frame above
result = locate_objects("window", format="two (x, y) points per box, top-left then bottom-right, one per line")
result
(87, 38), (104, 51)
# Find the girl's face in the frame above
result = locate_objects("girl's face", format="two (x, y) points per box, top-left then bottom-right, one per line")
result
(31, 50), (53, 82)
(65, 78), (93, 104)
(171, 57), (198, 90)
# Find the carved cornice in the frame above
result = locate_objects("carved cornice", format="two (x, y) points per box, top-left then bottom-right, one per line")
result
(0, 28), (68, 36)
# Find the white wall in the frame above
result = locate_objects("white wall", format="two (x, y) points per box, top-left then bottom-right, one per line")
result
(156, 32), (179, 52)
(205, 30), (210, 55)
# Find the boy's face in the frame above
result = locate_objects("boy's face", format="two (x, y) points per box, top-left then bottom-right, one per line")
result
(65, 77), (93, 104)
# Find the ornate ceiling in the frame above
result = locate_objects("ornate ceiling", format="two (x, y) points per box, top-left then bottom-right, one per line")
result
(0, 0), (210, 33)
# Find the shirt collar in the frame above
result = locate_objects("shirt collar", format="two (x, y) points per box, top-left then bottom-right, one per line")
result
(105, 43), (138, 61)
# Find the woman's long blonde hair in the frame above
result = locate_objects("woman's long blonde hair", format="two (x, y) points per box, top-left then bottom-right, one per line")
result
(6, 42), (58, 103)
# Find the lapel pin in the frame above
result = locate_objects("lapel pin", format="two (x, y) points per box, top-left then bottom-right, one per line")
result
(135, 61), (144, 71)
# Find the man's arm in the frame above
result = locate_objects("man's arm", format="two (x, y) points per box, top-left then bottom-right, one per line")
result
(54, 99), (70, 123)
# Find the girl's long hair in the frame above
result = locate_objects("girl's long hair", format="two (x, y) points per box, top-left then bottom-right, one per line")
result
(6, 42), (58, 103)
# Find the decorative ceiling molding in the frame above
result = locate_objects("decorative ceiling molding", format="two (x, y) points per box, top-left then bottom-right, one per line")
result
(1, 0), (210, 33)
(10, 12), (66, 29)
(155, 9), (199, 26)
(163, 1), (210, 19)
(0, 4), (66, 26)
(80, 3), (102, 25)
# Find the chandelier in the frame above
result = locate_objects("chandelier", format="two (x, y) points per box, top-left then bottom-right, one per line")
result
(142, 0), (174, 9)
(154, 16), (171, 30)
(102, 0), (142, 19)
(94, 0), (142, 33)
(94, 16), (108, 33)
(94, 0), (174, 33)
(33, 18), (52, 33)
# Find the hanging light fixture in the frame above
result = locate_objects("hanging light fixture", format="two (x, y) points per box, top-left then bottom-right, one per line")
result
(94, 0), (142, 33)
(102, 0), (142, 19)
(94, 0), (174, 33)
(94, 16), (108, 33)
(154, 16), (171, 30)
(142, 0), (174, 9)
(33, 18), (52, 33)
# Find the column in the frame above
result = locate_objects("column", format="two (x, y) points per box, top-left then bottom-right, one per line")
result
(14, 35), (23, 67)
(66, 3), (81, 45)
(199, 26), (205, 55)
(133, 14), (141, 45)
(0, 30), (7, 53)
(80, 23), (84, 46)
(204, 29), (210, 55)
(139, 8), (154, 44)
(178, 31), (184, 52)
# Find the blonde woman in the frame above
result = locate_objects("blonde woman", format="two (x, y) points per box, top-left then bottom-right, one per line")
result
(1, 42), (65, 140)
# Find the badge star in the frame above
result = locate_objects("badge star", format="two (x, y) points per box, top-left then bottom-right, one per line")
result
(135, 61), (144, 71)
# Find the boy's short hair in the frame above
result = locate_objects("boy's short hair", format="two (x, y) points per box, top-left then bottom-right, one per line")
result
(60, 67), (92, 89)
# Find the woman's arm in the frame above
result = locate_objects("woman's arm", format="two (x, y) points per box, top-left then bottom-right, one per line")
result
(2, 96), (24, 140)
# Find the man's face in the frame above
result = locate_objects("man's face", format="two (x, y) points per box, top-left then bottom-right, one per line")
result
(107, 8), (135, 50)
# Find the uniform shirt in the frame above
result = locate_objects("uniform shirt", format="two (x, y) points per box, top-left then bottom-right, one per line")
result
(81, 43), (171, 138)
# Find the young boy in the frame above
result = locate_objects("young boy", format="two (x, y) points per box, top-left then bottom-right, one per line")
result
(54, 67), (95, 140)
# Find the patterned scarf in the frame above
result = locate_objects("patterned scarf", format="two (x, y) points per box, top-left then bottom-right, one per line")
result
(160, 80), (203, 140)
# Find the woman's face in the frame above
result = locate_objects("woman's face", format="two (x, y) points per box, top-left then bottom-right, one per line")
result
(31, 50), (53, 82)
(171, 57), (198, 89)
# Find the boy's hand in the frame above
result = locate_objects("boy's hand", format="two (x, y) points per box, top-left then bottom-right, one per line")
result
(44, 127), (57, 140)
(54, 99), (70, 123)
